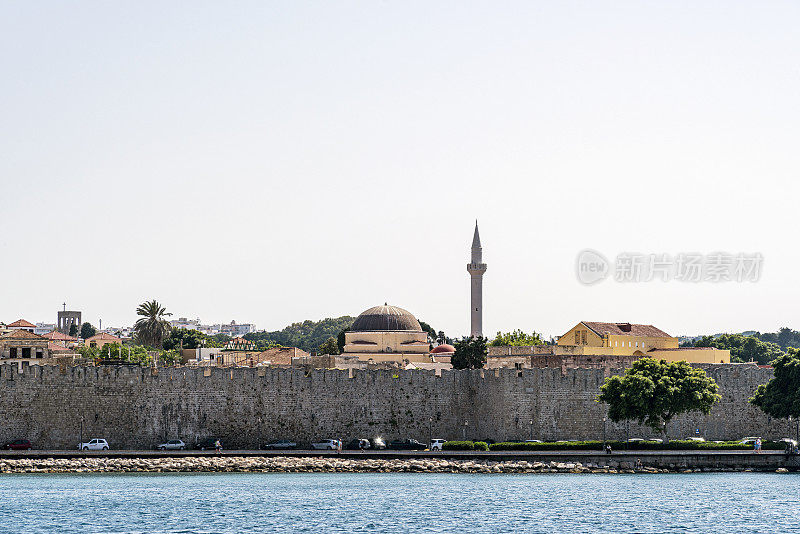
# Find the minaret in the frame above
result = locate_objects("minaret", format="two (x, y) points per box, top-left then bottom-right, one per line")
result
(467, 221), (487, 338)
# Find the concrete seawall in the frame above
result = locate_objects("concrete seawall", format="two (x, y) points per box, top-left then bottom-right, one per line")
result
(0, 363), (787, 450)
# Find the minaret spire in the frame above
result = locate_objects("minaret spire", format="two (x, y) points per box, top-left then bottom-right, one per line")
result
(467, 221), (487, 338)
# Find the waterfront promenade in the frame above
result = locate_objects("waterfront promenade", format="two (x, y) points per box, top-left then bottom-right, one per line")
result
(0, 449), (796, 473)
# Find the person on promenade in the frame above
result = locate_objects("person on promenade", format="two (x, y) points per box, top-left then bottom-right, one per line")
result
(215, 439), (222, 453)
(605, 444), (612, 454)
(754, 438), (761, 453)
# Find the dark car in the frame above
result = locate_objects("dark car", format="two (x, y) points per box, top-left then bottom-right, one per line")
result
(370, 437), (386, 450)
(388, 439), (427, 450)
(262, 440), (297, 450)
(4, 439), (32, 451)
(345, 439), (371, 450)
(195, 438), (222, 451)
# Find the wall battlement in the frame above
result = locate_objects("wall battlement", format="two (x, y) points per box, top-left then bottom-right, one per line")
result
(0, 363), (784, 449)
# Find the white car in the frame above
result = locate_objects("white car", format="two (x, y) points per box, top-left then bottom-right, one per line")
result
(430, 439), (446, 451)
(312, 439), (341, 450)
(78, 438), (109, 451)
(157, 439), (186, 451)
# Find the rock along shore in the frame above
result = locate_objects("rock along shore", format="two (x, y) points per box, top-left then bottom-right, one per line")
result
(0, 457), (791, 474)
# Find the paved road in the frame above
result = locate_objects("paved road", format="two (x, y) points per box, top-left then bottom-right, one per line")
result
(0, 449), (785, 460)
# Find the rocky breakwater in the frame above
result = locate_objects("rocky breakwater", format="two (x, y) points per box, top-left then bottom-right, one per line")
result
(0, 457), (788, 474)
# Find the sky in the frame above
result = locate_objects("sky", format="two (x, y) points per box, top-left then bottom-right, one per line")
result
(1, 2), (798, 339)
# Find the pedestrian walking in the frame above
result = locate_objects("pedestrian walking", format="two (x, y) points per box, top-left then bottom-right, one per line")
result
(754, 438), (762, 453)
(215, 439), (222, 453)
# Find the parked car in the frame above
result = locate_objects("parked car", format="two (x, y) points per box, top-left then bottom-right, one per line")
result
(685, 437), (706, 442)
(627, 438), (645, 443)
(3, 439), (32, 450)
(157, 439), (186, 451)
(78, 438), (109, 451)
(739, 436), (761, 445)
(388, 439), (427, 450)
(370, 437), (386, 450)
(345, 439), (371, 450)
(430, 439), (446, 451)
(262, 440), (297, 450)
(523, 439), (543, 444)
(312, 439), (341, 450)
(195, 438), (222, 451)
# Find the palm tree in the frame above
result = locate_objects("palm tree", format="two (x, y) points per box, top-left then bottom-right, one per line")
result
(134, 300), (172, 348)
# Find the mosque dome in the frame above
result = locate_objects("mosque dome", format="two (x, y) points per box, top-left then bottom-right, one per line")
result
(430, 344), (455, 354)
(351, 304), (422, 332)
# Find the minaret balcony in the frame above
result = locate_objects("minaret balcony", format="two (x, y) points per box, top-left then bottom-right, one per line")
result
(467, 262), (487, 273)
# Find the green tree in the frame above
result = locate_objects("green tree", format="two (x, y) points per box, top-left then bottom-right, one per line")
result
(318, 337), (339, 355)
(452, 336), (488, 369)
(205, 333), (232, 348)
(419, 321), (437, 340)
(68, 323), (78, 337)
(79, 322), (97, 340)
(163, 328), (206, 350)
(244, 316), (354, 353)
(490, 329), (544, 347)
(750, 348), (800, 419)
(597, 358), (720, 443)
(695, 333), (783, 364)
(134, 300), (172, 348)
(337, 328), (347, 353)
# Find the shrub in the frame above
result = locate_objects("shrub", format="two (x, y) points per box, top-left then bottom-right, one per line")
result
(473, 441), (489, 451)
(442, 441), (475, 450)
(488, 440), (761, 451)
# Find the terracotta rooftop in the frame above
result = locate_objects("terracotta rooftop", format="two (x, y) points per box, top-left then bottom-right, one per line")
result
(7, 319), (35, 328)
(43, 331), (77, 342)
(48, 341), (71, 352)
(582, 322), (672, 338)
(1, 330), (45, 340)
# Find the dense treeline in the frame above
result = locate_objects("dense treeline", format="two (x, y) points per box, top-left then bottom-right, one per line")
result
(684, 327), (800, 365)
(244, 316), (356, 352)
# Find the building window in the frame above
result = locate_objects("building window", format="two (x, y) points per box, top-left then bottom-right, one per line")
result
(635, 342), (639, 347)
(581, 331), (587, 345)
(629, 342), (632, 347)
(615, 341), (618, 347)
(575, 331), (580, 344)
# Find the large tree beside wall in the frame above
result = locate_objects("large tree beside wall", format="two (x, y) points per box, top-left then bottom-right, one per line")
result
(452, 336), (488, 369)
(597, 358), (720, 443)
(134, 300), (172, 348)
(750, 348), (800, 420)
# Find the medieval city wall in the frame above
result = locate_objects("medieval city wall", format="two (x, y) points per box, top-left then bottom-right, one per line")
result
(0, 363), (787, 449)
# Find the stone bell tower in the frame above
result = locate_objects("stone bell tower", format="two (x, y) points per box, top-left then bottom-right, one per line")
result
(467, 221), (487, 338)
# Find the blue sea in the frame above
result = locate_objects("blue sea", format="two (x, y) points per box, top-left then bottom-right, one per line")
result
(0, 472), (796, 533)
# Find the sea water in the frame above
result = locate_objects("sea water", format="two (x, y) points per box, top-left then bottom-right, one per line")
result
(0, 472), (796, 533)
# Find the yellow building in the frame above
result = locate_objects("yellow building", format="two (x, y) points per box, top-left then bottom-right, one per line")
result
(558, 321), (730, 364)
(342, 304), (432, 365)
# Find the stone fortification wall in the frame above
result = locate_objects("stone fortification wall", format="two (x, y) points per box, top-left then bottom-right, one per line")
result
(0, 363), (787, 449)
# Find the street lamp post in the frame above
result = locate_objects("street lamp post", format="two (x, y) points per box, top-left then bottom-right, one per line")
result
(429, 417), (433, 448)
(602, 417), (607, 449)
(463, 420), (468, 441)
(529, 420), (533, 441)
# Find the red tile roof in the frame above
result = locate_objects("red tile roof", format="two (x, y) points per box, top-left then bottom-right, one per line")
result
(1, 330), (45, 340)
(43, 331), (77, 342)
(48, 341), (71, 352)
(582, 322), (672, 338)
(7, 319), (35, 328)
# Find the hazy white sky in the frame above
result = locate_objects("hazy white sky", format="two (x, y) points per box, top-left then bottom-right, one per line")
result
(1, 2), (798, 339)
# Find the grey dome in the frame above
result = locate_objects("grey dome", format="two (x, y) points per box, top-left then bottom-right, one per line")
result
(350, 305), (422, 332)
